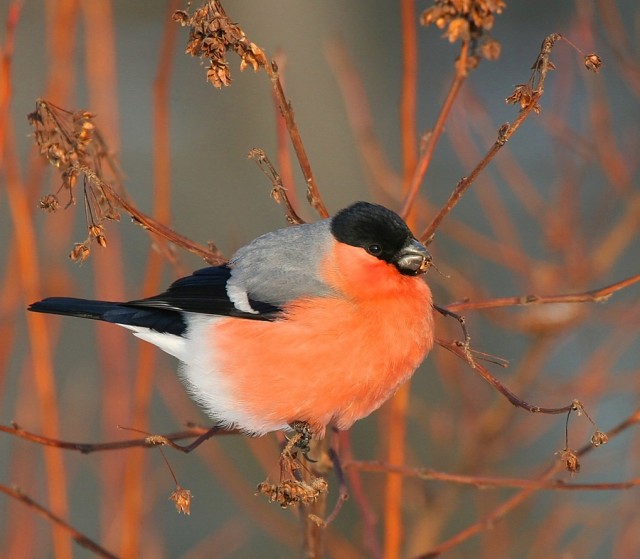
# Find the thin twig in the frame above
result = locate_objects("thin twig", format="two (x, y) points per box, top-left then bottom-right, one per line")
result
(77, 164), (225, 264)
(0, 483), (119, 559)
(444, 273), (640, 312)
(270, 53), (301, 214)
(248, 148), (305, 224)
(0, 422), (234, 453)
(419, 96), (539, 243)
(323, 447), (349, 526)
(435, 339), (574, 415)
(347, 462), (640, 491)
(410, 408), (640, 558)
(420, 34), (564, 241)
(265, 60), (329, 219)
(401, 41), (470, 219)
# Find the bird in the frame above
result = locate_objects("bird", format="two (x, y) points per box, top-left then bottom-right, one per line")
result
(29, 202), (434, 438)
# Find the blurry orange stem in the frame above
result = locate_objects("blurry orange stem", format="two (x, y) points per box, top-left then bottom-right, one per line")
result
(121, 6), (181, 557)
(5, 102), (72, 559)
(0, 484), (117, 559)
(0, 0), (23, 166)
(400, 0), (418, 184)
(6, 155), (72, 559)
(383, 384), (410, 559)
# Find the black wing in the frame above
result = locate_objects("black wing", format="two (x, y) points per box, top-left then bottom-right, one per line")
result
(28, 298), (190, 336)
(127, 265), (282, 321)
(29, 265), (282, 337)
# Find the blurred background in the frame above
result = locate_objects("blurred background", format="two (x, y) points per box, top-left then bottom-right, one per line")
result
(1, 1), (639, 558)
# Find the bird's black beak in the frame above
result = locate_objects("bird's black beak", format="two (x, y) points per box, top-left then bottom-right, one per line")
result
(395, 238), (432, 276)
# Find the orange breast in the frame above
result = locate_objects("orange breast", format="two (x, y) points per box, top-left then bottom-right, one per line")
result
(212, 242), (434, 436)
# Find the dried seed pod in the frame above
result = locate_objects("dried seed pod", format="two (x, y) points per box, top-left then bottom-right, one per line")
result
(557, 448), (581, 475)
(169, 486), (192, 515)
(69, 242), (90, 263)
(584, 54), (602, 73)
(590, 430), (609, 447)
(39, 194), (60, 213)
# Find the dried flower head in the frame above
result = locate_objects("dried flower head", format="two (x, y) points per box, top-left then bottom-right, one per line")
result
(39, 194), (60, 213)
(175, 0), (267, 88)
(557, 448), (581, 476)
(480, 36), (501, 61)
(584, 53), (602, 73)
(505, 83), (540, 113)
(590, 430), (609, 447)
(420, 0), (506, 63)
(257, 475), (328, 509)
(571, 399), (584, 415)
(169, 486), (192, 515)
(28, 99), (125, 262)
(69, 242), (90, 264)
(145, 435), (170, 446)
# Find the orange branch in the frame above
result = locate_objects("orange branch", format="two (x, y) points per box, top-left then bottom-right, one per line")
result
(0, 483), (117, 559)
(400, 0), (418, 184)
(444, 273), (640, 312)
(401, 41), (469, 219)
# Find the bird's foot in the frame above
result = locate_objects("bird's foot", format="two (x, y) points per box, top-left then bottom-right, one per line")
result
(286, 420), (317, 462)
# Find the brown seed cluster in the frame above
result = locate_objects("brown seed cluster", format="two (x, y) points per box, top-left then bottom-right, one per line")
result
(420, 0), (506, 65)
(505, 34), (602, 115)
(174, 1), (267, 88)
(28, 102), (95, 173)
(505, 83), (540, 114)
(256, 476), (328, 509)
(169, 486), (193, 515)
(557, 448), (581, 475)
(583, 53), (602, 73)
(590, 430), (609, 447)
(28, 99), (121, 263)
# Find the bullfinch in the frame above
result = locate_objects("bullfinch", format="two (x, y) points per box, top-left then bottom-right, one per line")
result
(29, 202), (434, 438)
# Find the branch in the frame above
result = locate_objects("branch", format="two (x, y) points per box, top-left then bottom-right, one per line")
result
(346, 461), (640, 491)
(248, 148), (305, 224)
(436, 338), (573, 415)
(28, 99), (225, 265)
(401, 40), (470, 219)
(411, 408), (640, 558)
(174, 1), (329, 219)
(444, 273), (640, 312)
(1, 422), (235, 454)
(79, 165), (225, 264)
(419, 33), (564, 242)
(264, 59), (329, 219)
(0, 483), (118, 559)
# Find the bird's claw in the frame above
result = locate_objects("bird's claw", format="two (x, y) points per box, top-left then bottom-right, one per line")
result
(287, 420), (317, 462)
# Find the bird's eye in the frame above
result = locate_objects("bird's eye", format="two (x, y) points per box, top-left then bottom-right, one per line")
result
(367, 244), (382, 255)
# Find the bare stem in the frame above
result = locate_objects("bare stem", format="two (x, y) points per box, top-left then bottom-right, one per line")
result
(265, 60), (329, 219)
(444, 273), (640, 312)
(0, 483), (118, 559)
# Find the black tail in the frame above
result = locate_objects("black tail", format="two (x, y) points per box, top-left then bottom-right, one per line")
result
(29, 297), (187, 336)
